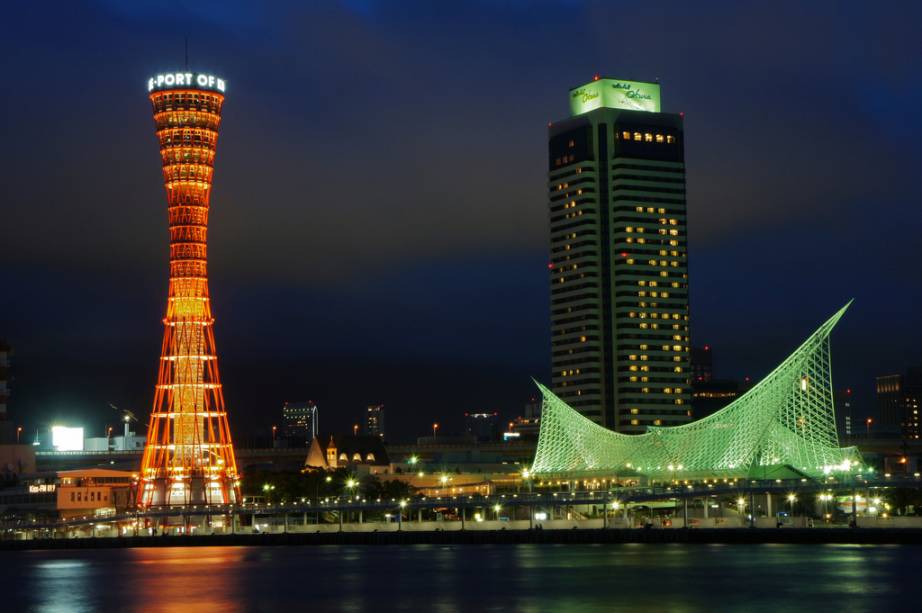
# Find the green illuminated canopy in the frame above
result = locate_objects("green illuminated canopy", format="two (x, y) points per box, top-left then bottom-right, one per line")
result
(569, 78), (661, 115)
(532, 303), (862, 480)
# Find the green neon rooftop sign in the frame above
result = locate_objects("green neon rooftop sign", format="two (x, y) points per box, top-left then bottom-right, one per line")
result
(569, 78), (661, 115)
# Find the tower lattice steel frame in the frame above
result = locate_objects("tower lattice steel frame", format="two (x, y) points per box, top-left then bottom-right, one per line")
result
(138, 74), (240, 507)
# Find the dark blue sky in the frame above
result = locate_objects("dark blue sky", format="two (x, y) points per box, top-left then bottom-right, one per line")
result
(1, 1), (921, 442)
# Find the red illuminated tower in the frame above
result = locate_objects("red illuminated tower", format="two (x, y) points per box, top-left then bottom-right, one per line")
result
(138, 71), (240, 507)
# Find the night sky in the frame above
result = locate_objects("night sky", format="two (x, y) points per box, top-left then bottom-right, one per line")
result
(2, 1), (921, 443)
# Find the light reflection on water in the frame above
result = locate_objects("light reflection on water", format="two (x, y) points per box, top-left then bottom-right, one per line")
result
(2, 543), (920, 612)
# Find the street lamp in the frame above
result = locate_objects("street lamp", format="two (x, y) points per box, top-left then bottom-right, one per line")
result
(16, 426), (22, 444)
(521, 468), (532, 493)
(271, 425), (277, 444)
(865, 417), (873, 436)
(432, 423), (439, 439)
(353, 424), (359, 436)
(787, 493), (797, 522)
(493, 503), (502, 520)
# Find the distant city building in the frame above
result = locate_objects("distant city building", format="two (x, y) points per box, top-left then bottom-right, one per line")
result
(905, 369), (922, 440)
(691, 379), (739, 420)
(85, 434), (145, 452)
(366, 404), (385, 439)
(877, 374), (903, 434)
(506, 398), (542, 441)
(548, 76), (691, 433)
(524, 396), (542, 420)
(0, 444), (35, 484)
(878, 369), (922, 440)
(281, 401), (318, 445)
(690, 345), (713, 383)
(321, 435), (389, 469)
(464, 412), (500, 442)
(834, 388), (855, 442)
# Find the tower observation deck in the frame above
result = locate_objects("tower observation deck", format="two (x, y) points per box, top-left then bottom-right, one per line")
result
(138, 71), (240, 507)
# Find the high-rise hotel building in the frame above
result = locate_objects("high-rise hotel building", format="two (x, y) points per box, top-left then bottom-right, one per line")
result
(548, 76), (691, 433)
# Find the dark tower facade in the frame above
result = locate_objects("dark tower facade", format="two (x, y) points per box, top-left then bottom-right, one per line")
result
(548, 76), (692, 433)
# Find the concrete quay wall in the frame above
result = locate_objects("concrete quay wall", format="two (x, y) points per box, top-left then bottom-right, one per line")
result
(5, 527), (922, 551)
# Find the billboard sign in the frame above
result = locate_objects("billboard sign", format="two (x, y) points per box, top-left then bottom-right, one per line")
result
(570, 78), (661, 115)
(51, 426), (84, 451)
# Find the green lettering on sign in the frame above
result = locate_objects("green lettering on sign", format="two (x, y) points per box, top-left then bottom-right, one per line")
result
(569, 78), (661, 115)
